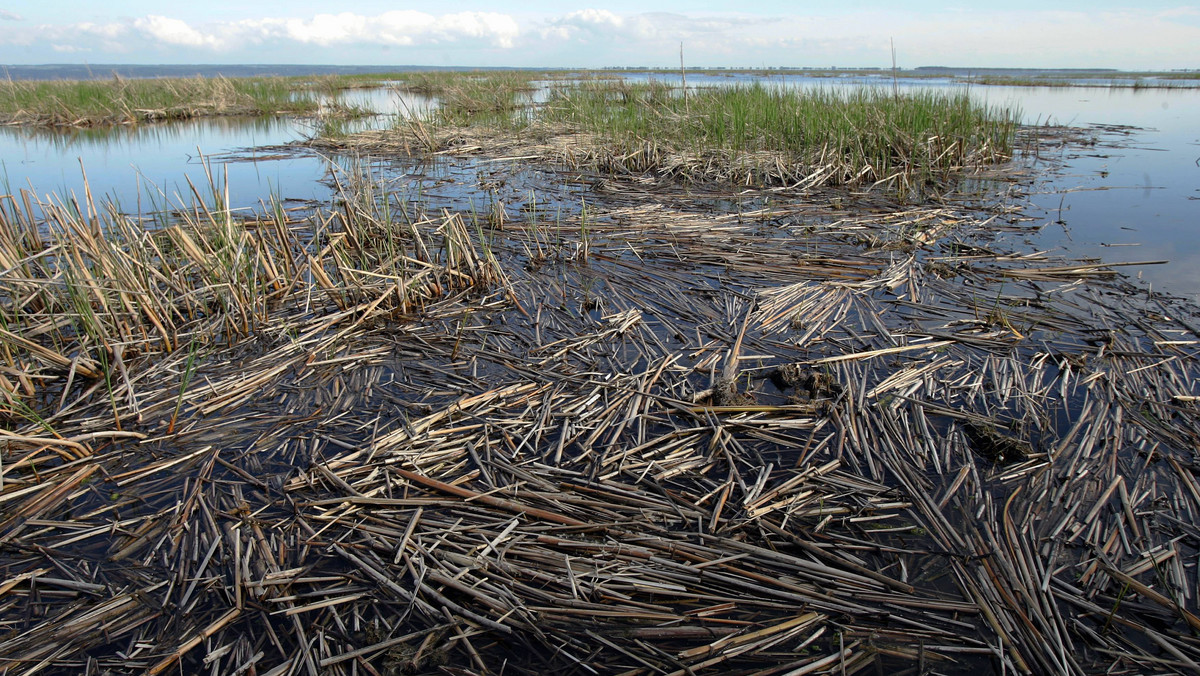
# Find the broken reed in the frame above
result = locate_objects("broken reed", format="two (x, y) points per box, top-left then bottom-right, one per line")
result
(0, 166), (501, 418)
(534, 81), (1020, 192)
(0, 75), (366, 127)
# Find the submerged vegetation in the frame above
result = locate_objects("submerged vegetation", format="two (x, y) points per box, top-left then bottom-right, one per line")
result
(2, 68), (1200, 674)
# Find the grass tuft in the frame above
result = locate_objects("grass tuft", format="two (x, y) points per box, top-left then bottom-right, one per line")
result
(0, 75), (368, 127)
(537, 81), (1019, 194)
(0, 160), (502, 418)
(396, 70), (539, 128)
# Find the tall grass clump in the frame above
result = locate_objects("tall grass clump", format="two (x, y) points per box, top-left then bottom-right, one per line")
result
(398, 70), (540, 128)
(0, 164), (501, 431)
(541, 81), (1020, 194)
(0, 75), (363, 127)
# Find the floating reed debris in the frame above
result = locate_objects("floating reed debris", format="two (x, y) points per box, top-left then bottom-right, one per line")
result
(2, 121), (1200, 675)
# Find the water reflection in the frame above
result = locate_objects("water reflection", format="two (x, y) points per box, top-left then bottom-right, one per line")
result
(0, 87), (438, 214)
(329, 86), (439, 118)
(994, 87), (1200, 302)
(0, 115), (325, 210)
(1, 116), (290, 151)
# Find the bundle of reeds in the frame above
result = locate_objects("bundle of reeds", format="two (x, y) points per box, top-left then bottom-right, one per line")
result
(0, 161), (502, 437)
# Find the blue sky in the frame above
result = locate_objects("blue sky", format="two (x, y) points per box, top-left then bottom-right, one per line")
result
(1, 2), (1197, 69)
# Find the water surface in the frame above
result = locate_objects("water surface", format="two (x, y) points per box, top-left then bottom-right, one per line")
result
(617, 76), (1200, 299)
(0, 87), (436, 212)
(1009, 87), (1200, 301)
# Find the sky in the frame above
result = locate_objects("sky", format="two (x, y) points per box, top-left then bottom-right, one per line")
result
(0, 2), (1197, 70)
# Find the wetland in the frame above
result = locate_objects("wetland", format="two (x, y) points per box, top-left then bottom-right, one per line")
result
(1, 68), (1199, 675)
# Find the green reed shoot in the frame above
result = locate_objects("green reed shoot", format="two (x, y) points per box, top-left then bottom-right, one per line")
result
(168, 339), (200, 434)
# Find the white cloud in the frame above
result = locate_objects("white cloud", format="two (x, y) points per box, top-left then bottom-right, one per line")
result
(134, 16), (220, 48)
(440, 12), (520, 48)
(266, 12), (382, 46)
(529, 8), (1200, 69)
(0, 8), (1196, 69)
(34, 21), (134, 53)
(235, 11), (521, 49)
(0, 10), (521, 55)
(561, 9), (624, 30)
(541, 9), (621, 40)
(1155, 6), (1200, 19)
(542, 11), (756, 43)
(0, 9), (22, 21)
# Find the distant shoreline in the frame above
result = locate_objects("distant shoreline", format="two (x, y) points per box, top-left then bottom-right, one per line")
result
(0, 64), (505, 80)
(2, 63), (1196, 81)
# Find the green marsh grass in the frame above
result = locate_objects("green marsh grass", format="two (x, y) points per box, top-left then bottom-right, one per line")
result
(538, 81), (1020, 194)
(0, 75), (366, 127)
(397, 70), (540, 127)
(167, 339), (199, 435)
(315, 73), (1012, 195)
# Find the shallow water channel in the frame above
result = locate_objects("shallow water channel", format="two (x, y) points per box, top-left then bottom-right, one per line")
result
(2, 77), (1198, 300)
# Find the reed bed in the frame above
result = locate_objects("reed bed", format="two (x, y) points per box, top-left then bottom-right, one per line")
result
(396, 70), (540, 128)
(0, 75), (365, 127)
(323, 80), (1019, 198)
(544, 82), (1018, 194)
(0, 161), (501, 430)
(964, 75), (1198, 89)
(1, 130), (1199, 674)
(600, 67), (1200, 86)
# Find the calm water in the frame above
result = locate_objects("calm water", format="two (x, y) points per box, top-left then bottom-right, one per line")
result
(0, 87), (436, 212)
(2, 78), (1197, 299)
(1, 117), (329, 210)
(1012, 87), (1200, 301)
